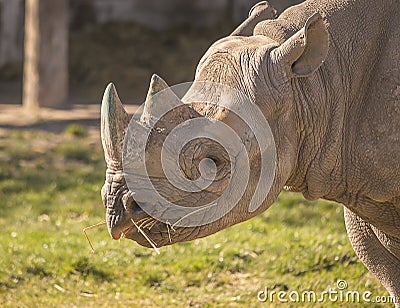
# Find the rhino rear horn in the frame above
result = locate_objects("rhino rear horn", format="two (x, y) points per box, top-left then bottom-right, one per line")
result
(101, 83), (131, 169)
(145, 74), (169, 102)
(141, 74), (182, 125)
(231, 1), (277, 36)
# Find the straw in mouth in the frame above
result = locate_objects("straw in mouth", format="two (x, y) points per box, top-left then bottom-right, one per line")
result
(130, 219), (160, 254)
(83, 217), (161, 255)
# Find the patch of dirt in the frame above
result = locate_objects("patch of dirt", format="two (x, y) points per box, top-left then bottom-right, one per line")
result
(0, 103), (138, 143)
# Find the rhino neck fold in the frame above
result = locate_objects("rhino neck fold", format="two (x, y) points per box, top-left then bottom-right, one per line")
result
(286, 66), (346, 201)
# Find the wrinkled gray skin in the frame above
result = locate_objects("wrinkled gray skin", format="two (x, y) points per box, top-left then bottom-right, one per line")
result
(101, 0), (400, 303)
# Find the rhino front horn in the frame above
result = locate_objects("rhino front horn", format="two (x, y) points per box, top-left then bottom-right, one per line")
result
(101, 83), (131, 169)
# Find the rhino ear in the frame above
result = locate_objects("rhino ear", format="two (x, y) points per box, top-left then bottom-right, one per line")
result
(231, 1), (277, 36)
(101, 83), (130, 169)
(271, 13), (329, 77)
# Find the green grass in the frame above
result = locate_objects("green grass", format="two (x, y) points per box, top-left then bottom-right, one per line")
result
(64, 124), (89, 138)
(0, 130), (391, 307)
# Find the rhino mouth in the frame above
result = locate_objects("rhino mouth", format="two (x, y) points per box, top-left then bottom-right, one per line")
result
(106, 201), (144, 240)
(105, 194), (153, 241)
(103, 168), (209, 248)
(105, 192), (190, 248)
(107, 199), (205, 249)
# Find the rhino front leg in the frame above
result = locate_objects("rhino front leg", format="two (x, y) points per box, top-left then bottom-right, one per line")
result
(344, 207), (400, 307)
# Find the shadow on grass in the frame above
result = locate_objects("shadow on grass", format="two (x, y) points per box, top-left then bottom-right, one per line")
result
(71, 257), (114, 282)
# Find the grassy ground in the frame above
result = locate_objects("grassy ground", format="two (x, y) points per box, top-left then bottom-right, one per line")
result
(0, 127), (391, 307)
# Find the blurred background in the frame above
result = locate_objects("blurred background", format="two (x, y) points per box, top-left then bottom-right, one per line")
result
(0, 0), (302, 107)
(0, 1), (388, 307)
(0, 0), (301, 130)
(0, 0), (304, 130)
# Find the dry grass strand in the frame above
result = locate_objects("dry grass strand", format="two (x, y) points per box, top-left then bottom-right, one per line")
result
(131, 219), (160, 254)
(83, 221), (106, 253)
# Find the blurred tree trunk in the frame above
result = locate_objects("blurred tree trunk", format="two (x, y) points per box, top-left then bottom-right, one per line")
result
(23, 0), (69, 110)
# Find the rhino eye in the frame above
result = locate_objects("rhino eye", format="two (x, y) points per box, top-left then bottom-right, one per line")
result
(208, 156), (221, 167)
(205, 156), (231, 182)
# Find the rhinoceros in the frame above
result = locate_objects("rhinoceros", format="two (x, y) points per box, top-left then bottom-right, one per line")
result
(100, 0), (400, 302)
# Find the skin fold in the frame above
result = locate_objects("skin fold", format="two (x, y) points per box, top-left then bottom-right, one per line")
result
(100, 1), (400, 304)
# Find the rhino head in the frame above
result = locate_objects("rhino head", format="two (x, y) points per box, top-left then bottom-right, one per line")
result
(100, 2), (329, 248)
